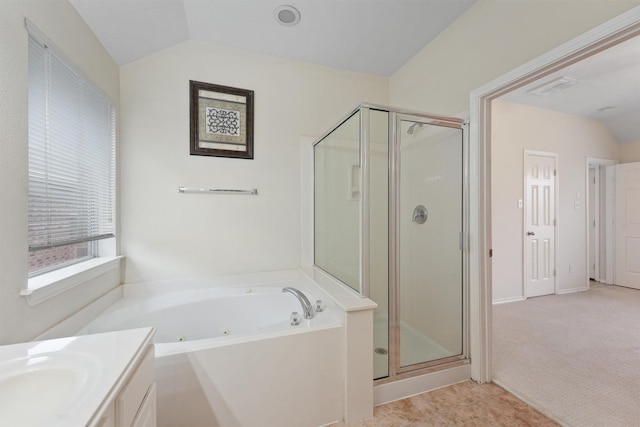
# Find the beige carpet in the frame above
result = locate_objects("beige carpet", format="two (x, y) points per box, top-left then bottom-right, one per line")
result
(492, 283), (640, 427)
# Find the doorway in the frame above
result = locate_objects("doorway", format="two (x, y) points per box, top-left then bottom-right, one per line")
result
(469, 9), (640, 383)
(588, 166), (598, 280)
(587, 158), (617, 284)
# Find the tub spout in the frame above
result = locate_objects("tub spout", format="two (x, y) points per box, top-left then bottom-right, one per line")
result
(282, 287), (316, 319)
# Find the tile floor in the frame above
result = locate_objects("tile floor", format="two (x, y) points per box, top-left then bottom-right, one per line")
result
(329, 381), (559, 426)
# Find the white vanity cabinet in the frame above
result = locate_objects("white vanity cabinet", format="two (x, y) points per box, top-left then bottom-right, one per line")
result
(92, 335), (156, 427)
(0, 327), (155, 427)
(116, 346), (155, 427)
(131, 382), (157, 427)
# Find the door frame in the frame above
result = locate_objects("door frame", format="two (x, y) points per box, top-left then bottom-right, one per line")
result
(588, 166), (598, 280)
(585, 158), (617, 285)
(468, 8), (640, 383)
(523, 150), (558, 298)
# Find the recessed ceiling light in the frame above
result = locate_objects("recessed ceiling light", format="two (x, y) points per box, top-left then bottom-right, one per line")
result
(527, 77), (582, 96)
(274, 5), (301, 27)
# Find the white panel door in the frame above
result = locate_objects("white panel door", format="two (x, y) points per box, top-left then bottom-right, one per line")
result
(525, 153), (556, 298)
(615, 162), (640, 289)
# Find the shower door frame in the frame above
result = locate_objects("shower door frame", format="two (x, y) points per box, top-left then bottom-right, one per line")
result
(385, 109), (470, 380)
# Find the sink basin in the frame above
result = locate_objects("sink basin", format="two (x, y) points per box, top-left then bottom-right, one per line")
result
(0, 352), (101, 426)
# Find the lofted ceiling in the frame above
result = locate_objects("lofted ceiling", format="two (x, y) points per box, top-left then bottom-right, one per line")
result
(68, 0), (639, 144)
(501, 35), (640, 144)
(68, 0), (477, 76)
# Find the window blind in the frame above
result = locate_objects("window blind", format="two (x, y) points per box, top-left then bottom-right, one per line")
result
(28, 33), (115, 251)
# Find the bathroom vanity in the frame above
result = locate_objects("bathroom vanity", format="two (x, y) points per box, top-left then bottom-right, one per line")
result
(0, 327), (155, 427)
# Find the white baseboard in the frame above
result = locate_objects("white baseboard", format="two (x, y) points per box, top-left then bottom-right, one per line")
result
(492, 296), (525, 305)
(557, 287), (588, 295)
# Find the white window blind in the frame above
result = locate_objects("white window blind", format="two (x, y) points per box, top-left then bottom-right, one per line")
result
(28, 31), (115, 252)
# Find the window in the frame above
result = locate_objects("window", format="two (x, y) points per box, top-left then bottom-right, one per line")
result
(28, 27), (116, 277)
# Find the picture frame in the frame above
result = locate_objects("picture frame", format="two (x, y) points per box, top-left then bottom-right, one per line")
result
(189, 80), (254, 159)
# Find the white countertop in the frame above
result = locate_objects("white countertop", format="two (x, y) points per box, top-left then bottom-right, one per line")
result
(0, 327), (155, 427)
(300, 266), (377, 312)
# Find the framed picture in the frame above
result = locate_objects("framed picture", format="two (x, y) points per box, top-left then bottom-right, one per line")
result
(189, 80), (254, 159)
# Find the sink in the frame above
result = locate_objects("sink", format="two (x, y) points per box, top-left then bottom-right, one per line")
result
(0, 352), (101, 426)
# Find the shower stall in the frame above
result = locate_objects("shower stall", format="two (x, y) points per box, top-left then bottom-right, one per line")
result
(314, 104), (468, 381)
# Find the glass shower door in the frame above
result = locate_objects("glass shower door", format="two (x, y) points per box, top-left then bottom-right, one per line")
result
(394, 116), (464, 371)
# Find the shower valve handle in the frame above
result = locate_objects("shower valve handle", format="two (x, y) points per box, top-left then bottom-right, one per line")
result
(412, 205), (428, 224)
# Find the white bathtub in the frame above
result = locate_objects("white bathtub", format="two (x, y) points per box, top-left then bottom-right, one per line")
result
(79, 275), (346, 427)
(80, 284), (340, 356)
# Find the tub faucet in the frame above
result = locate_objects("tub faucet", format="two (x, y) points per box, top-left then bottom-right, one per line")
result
(282, 287), (316, 319)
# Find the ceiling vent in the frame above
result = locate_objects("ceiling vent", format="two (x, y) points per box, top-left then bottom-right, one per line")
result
(274, 5), (301, 27)
(527, 77), (582, 96)
(597, 106), (616, 113)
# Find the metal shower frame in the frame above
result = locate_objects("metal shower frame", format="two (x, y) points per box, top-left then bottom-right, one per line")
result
(313, 102), (471, 380)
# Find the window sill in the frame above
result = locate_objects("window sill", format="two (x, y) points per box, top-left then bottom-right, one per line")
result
(21, 256), (123, 306)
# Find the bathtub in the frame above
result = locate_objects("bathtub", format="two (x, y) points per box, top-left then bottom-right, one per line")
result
(78, 275), (346, 427)
(80, 284), (340, 356)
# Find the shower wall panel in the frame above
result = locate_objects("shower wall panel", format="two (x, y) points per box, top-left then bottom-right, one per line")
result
(315, 112), (361, 292)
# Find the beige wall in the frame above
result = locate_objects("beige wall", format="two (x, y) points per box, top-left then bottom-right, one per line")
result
(0, 0), (120, 344)
(119, 41), (388, 283)
(619, 141), (640, 163)
(491, 100), (619, 302)
(389, 0), (638, 115)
